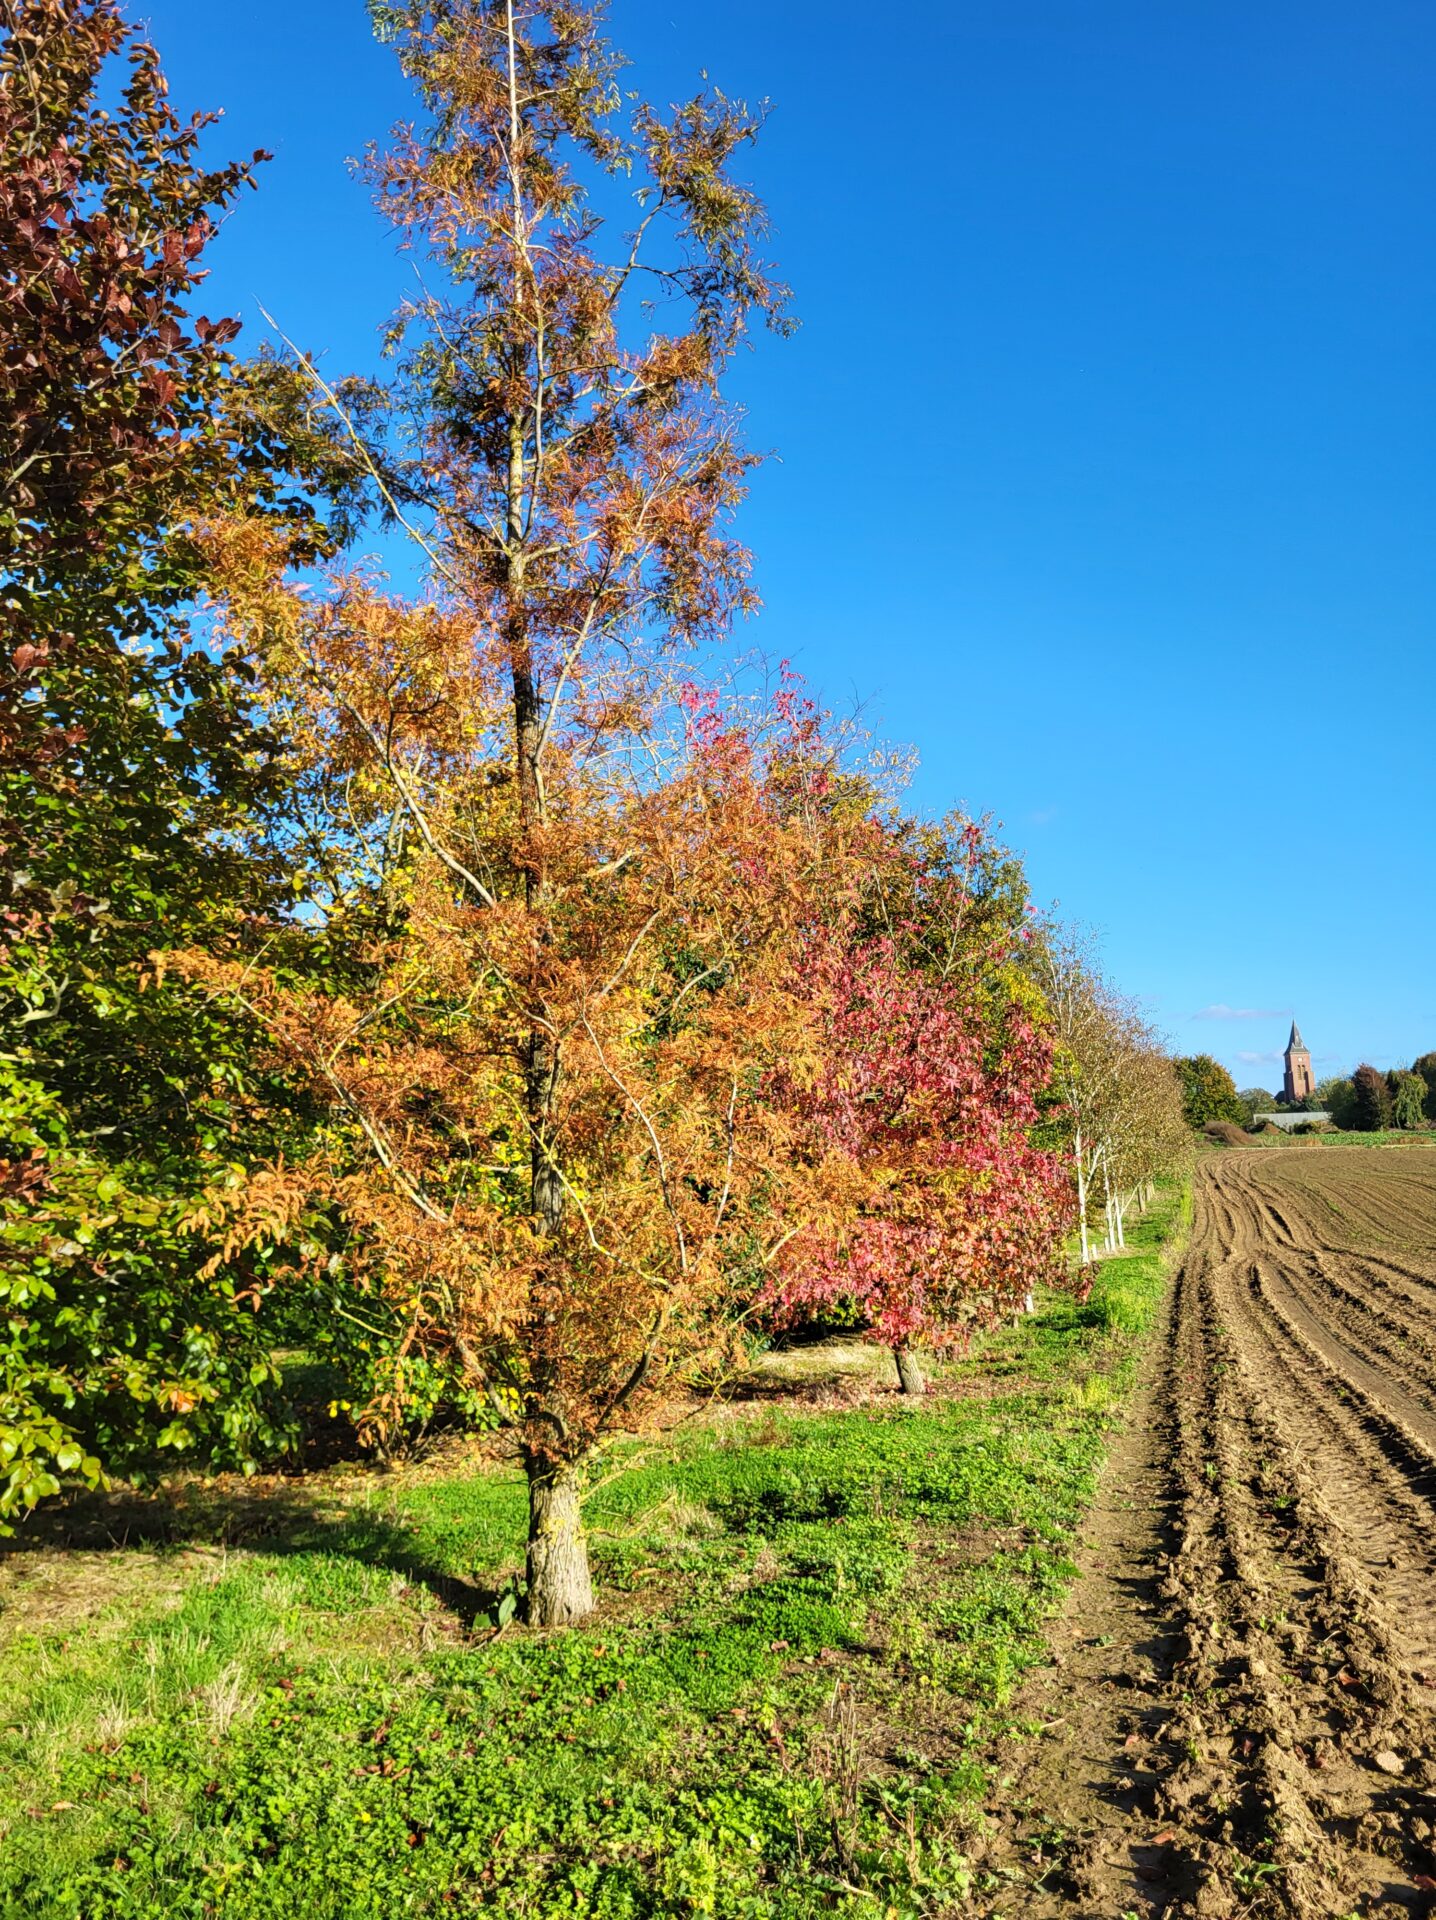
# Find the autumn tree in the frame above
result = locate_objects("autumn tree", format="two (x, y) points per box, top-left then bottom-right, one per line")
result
(1036, 930), (1115, 1264)
(190, 0), (808, 1624)
(1099, 1033), (1188, 1243)
(1038, 930), (1187, 1263)
(766, 818), (1070, 1394)
(0, 0), (267, 858)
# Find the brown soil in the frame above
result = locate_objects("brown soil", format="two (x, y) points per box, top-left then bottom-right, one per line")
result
(974, 1148), (1436, 1919)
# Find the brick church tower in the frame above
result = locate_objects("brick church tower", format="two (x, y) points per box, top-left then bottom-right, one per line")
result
(1283, 1020), (1314, 1103)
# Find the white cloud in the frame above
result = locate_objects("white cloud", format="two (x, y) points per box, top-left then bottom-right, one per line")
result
(1193, 1004), (1288, 1022)
(1236, 1049), (1283, 1065)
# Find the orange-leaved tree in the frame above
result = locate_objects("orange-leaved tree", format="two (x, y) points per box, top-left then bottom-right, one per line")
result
(181, 0), (821, 1624)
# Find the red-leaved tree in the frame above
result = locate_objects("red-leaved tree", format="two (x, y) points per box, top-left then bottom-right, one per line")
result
(769, 824), (1071, 1391)
(0, 0), (261, 831)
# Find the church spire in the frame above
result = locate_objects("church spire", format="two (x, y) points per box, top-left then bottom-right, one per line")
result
(1283, 1018), (1314, 1103)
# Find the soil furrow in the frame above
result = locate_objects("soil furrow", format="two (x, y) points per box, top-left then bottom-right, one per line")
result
(1217, 1263), (1436, 1648)
(1289, 1256), (1436, 1401)
(971, 1148), (1436, 1920)
(1252, 1265), (1436, 1481)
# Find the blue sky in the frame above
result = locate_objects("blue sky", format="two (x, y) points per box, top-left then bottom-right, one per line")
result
(140, 0), (1435, 1092)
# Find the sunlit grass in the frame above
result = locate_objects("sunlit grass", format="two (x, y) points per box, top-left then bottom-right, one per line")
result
(0, 1184), (1188, 1919)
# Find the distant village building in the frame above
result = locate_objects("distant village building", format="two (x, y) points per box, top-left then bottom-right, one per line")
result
(1253, 1021), (1328, 1130)
(1283, 1020), (1314, 1104)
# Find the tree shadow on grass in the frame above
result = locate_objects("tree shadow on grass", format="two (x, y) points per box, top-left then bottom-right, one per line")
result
(0, 1472), (519, 1634)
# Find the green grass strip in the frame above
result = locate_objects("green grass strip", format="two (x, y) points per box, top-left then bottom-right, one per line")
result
(0, 1182), (1189, 1919)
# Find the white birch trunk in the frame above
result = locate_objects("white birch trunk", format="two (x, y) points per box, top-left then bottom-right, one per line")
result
(1074, 1126), (1090, 1265)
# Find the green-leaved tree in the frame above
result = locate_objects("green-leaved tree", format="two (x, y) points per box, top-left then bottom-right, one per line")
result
(1410, 1054), (1436, 1124)
(1350, 1065), (1391, 1134)
(1312, 1075), (1356, 1129)
(1390, 1071), (1427, 1132)
(0, 0), (325, 1525)
(1175, 1054), (1245, 1129)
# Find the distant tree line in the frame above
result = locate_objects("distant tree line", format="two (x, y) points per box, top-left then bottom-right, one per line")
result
(1176, 1054), (1436, 1135)
(1307, 1058), (1436, 1133)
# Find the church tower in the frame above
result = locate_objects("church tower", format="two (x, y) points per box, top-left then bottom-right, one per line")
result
(1283, 1020), (1314, 1103)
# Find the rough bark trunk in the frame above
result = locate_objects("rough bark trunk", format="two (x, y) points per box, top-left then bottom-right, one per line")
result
(893, 1345), (925, 1395)
(524, 1456), (594, 1626)
(526, 1026), (564, 1234)
(496, 319), (588, 1629)
(509, 589), (565, 1239)
(502, 409), (566, 1240)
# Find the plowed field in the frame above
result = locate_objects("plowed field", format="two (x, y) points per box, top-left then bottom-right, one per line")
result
(978, 1147), (1436, 1919)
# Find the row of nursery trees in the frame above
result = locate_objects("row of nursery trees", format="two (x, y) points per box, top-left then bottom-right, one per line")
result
(0, 0), (1190, 1622)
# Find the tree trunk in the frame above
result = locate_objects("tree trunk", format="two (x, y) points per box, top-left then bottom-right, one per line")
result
(526, 1028), (564, 1233)
(1074, 1128), (1090, 1264)
(524, 1456), (594, 1626)
(893, 1345), (925, 1395)
(502, 419), (566, 1243)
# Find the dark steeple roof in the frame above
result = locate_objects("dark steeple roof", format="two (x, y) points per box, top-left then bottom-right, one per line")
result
(1286, 1020), (1307, 1055)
